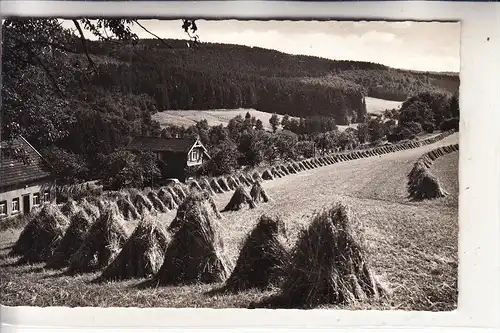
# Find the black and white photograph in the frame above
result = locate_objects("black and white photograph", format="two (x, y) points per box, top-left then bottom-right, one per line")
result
(0, 18), (460, 311)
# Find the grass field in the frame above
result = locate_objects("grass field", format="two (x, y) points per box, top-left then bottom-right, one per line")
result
(152, 108), (289, 131)
(365, 97), (402, 115)
(0, 134), (458, 310)
(151, 96), (399, 131)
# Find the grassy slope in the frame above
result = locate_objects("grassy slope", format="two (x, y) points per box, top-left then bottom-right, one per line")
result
(0, 134), (458, 310)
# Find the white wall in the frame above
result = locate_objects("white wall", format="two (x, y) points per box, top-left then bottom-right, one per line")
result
(0, 181), (55, 219)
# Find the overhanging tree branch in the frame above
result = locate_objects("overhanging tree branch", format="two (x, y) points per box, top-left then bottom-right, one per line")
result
(72, 19), (99, 73)
(133, 20), (172, 49)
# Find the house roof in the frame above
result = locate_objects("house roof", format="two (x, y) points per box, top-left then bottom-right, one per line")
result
(0, 136), (53, 189)
(125, 136), (200, 154)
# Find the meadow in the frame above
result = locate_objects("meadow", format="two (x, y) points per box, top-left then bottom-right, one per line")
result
(150, 96), (398, 132)
(0, 133), (458, 310)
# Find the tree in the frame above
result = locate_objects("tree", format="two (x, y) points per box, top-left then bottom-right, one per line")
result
(404, 121), (423, 135)
(422, 122), (435, 133)
(204, 139), (240, 176)
(281, 115), (291, 130)
(255, 119), (264, 131)
(269, 114), (279, 133)
(387, 126), (415, 143)
(399, 100), (433, 127)
(449, 91), (459, 118)
(356, 123), (369, 144)
(245, 111), (251, 119)
(99, 150), (160, 190)
(295, 140), (315, 158)
(40, 146), (89, 183)
(440, 118), (459, 131)
(367, 117), (387, 143)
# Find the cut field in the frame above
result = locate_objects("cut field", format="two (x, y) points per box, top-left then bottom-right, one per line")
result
(0, 134), (459, 310)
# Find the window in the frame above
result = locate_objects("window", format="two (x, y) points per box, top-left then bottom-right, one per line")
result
(190, 150), (199, 161)
(33, 193), (40, 206)
(43, 191), (50, 202)
(0, 201), (6, 216)
(12, 198), (20, 213)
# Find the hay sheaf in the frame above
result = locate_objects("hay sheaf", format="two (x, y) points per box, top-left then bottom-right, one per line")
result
(261, 169), (274, 181)
(67, 208), (129, 274)
(188, 180), (204, 193)
(100, 216), (170, 280)
(407, 163), (448, 200)
(250, 181), (270, 203)
(153, 193), (231, 285)
(210, 178), (225, 194)
(200, 178), (216, 195)
(157, 188), (178, 210)
(60, 199), (80, 219)
(116, 194), (140, 220)
(165, 186), (182, 206)
(11, 204), (69, 263)
(172, 184), (188, 201)
(79, 198), (101, 221)
(168, 191), (221, 232)
(407, 144), (458, 200)
(46, 210), (93, 269)
(225, 215), (290, 292)
(226, 176), (240, 190)
(129, 191), (154, 215)
(281, 203), (386, 308)
(146, 190), (168, 213)
(215, 178), (229, 192)
(223, 186), (256, 212)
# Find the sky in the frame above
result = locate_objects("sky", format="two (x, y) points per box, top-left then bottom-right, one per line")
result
(61, 19), (460, 72)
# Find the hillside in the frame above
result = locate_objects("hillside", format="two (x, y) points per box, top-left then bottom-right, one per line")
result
(72, 38), (459, 123)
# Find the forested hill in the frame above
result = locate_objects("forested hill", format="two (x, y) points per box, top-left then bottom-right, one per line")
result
(69, 38), (459, 125)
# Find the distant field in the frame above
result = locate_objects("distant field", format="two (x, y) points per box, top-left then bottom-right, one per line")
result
(153, 108), (362, 132)
(152, 97), (400, 131)
(365, 97), (402, 115)
(152, 108), (291, 131)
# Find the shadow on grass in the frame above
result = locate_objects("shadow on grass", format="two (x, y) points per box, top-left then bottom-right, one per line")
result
(248, 293), (297, 309)
(39, 270), (68, 279)
(134, 277), (163, 290)
(204, 284), (232, 297)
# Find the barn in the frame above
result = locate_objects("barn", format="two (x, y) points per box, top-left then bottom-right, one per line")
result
(125, 136), (211, 182)
(0, 136), (56, 220)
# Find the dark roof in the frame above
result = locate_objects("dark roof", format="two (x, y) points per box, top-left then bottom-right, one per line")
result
(0, 137), (53, 189)
(125, 136), (199, 153)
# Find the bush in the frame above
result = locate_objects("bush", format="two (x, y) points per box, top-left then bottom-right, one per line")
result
(99, 150), (161, 190)
(440, 118), (459, 131)
(404, 121), (423, 135)
(422, 122), (435, 133)
(387, 126), (416, 143)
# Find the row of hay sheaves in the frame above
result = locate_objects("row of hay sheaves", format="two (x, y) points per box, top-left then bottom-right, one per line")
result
(10, 192), (386, 308)
(55, 130), (455, 202)
(8, 130), (455, 308)
(407, 143), (459, 200)
(197, 130), (456, 192)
